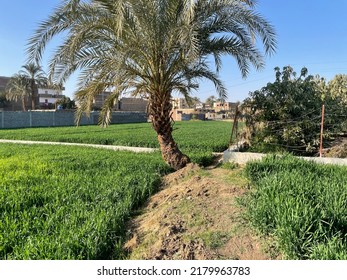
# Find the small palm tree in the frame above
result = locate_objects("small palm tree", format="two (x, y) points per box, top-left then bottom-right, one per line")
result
(27, 0), (276, 170)
(0, 90), (8, 108)
(6, 74), (30, 111)
(20, 63), (48, 110)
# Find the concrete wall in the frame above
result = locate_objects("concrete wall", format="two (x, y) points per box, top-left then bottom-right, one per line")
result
(223, 150), (347, 166)
(0, 111), (147, 129)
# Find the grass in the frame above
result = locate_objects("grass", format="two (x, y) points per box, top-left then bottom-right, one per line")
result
(198, 231), (231, 250)
(243, 154), (347, 260)
(0, 144), (170, 259)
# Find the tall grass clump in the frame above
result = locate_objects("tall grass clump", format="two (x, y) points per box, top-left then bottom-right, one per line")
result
(244, 154), (347, 260)
(0, 144), (170, 259)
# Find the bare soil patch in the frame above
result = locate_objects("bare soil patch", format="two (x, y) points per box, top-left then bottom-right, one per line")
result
(322, 137), (347, 158)
(124, 163), (279, 260)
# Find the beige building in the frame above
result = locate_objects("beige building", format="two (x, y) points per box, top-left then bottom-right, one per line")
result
(171, 97), (190, 109)
(118, 97), (148, 112)
(171, 108), (207, 121)
(92, 92), (113, 109)
(92, 93), (148, 112)
(213, 101), (238, 113)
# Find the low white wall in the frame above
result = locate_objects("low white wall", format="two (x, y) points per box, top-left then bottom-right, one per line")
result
(223, 150), (347, 166)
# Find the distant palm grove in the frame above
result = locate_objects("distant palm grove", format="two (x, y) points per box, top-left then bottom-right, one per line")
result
(27, 0), (276, 170)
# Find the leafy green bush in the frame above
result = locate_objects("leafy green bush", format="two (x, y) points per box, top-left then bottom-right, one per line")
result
(0, 144), (170, 259)
(242, 66), (347, 155)
(244, 154), (347, 259)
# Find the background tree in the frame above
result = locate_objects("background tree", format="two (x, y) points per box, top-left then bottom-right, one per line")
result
(242, 66), (347, 155)
(325, 74), (347, 135)
(186, 96), (201, 108)
(27, 0), (276, 170)
(0, 90), (8, 109)
(20, 63), (47, 110)
(56, 96), (76, 109)
(205, 95), (217, 107)
(327, 74), (347, 104)
(5, 74), (30, 111)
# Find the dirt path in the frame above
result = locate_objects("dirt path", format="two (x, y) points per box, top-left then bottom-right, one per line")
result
(124, 163), (279, 260)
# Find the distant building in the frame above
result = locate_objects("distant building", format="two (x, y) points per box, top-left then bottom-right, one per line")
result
(171, 108), (206, 121)
(118, 97), (148, 112)
(213, 101), (238, 113)
(0, 76), (9, 91)
(92, 93), (148, 112)
(38, 87), (65, 109)
(92, 92), (113, 110)
(171, 98), (190, 109)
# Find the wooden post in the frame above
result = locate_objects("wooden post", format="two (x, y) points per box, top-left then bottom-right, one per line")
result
(319, 104), (325, 157)
(229, 103), (239, 147)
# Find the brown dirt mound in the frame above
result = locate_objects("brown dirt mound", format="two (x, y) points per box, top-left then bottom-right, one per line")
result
(124, 163), (278, 260)
(322, 137), (347, 158)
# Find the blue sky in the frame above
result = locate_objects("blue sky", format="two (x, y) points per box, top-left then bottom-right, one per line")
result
(1, 0), (347, 102)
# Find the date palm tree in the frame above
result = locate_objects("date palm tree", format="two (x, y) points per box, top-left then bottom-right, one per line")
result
(20, 63), (47, 110)
(27, 0), (276, 170)
(6, 74), (29, 111)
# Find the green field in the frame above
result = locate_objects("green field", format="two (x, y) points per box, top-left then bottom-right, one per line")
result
(0, 144), (170, 259)
(0, 121), (234, 166)
(0, 121), (233, 152)
(244, 154), (347, 260)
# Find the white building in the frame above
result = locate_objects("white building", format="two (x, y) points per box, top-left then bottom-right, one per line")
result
(38, 87), (65, 109)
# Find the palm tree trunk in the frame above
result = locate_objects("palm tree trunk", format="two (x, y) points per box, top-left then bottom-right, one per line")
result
(149, 93), (190, 170)
(21, 97), (27, 112)
(31, 80), (38, 110)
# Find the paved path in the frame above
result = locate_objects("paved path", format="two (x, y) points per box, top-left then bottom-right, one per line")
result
(0, 139), (158, 153)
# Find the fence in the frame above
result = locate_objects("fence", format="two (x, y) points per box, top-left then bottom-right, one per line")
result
(0, 111), (147, 129)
